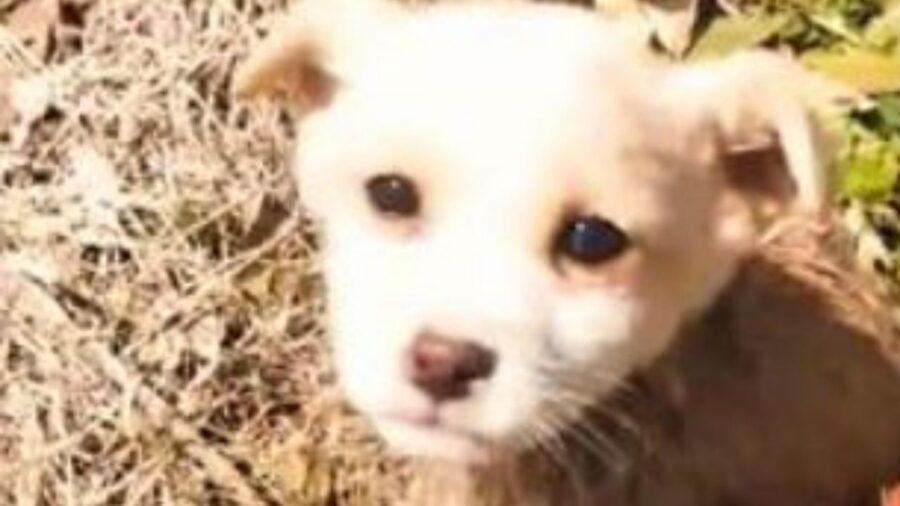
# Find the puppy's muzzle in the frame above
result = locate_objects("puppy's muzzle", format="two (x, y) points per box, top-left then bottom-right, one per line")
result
(406, 332), (497, 403)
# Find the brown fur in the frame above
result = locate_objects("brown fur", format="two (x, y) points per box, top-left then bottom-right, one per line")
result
(408, 218), (900, 506)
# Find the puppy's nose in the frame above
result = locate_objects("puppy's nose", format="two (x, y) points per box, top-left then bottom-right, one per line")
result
(407, 332), (497, 403)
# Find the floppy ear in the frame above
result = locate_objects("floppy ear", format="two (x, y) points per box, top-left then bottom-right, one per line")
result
(665, 51), (852, 239)
(232, 0), (398, 109)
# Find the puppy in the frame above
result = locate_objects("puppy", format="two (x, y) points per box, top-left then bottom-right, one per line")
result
(235, 1), (900, 504)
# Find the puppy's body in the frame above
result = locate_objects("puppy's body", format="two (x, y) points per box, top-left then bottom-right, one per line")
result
(236, 2), (900, 504)
(413, 224), (900, 506)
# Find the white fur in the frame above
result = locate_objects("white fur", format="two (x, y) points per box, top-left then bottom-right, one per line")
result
(240, 1), (831, 463)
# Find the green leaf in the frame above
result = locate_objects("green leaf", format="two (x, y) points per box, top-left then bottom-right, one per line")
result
(689, 13), (790, 59)
(855, 95), (900, 136)
(863, 6), (900, 51)
(806, 12), (866, 44)
(879, 95), (900, 131)
(802, 49), (900, 93)
(839, 137), (900, 201)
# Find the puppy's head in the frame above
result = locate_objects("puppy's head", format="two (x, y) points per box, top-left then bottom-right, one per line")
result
(237, 0), (838, 463)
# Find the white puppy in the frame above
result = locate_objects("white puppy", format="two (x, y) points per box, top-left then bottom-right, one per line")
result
(236, 2), (900, 504)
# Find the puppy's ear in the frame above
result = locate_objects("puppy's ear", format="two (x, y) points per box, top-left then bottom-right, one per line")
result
(666, 52), (853, 240)
(233, 0), (397, 109)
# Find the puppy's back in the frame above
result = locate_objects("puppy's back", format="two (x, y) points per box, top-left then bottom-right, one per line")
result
(630, 223), (900, 506)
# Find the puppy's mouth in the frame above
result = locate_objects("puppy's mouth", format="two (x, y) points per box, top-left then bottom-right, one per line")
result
(375, 412), (494, 464)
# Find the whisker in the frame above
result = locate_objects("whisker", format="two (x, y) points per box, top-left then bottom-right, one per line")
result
(535, 358), (651, 449)
(543, 398), (613, 463)
(534, 383), (637, 474)
(531, 409), (590, 502)
(550, 386), (646, 444)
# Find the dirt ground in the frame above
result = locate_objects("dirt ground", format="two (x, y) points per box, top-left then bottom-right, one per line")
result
(0, 1), (409, 504)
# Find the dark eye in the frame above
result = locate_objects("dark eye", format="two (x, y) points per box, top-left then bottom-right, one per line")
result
(366, 174), (420, 217)
(554, 215), (630, 265)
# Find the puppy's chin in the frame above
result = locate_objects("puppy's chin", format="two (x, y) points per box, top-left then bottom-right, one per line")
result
(374, 416), (493, 465)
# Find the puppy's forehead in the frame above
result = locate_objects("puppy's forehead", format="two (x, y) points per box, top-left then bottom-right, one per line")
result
(312, 6), (707, 232)
(337, 15), (666, 159)
(342, 6), (654, 121)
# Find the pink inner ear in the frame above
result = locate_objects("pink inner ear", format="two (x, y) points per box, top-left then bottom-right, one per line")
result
(720, 133), (797, 206)
(290, 60), (337, 110)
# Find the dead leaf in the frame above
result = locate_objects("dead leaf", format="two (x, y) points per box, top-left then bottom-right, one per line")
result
(802, 49), (900, 94)
(689, 12), (790, 59)
(3, 0), (59, 61)
(8, 73), (52, 147)
(67, 144), (121, 207)
(643, 0), (700, 56)
(0, 255), (70, 327)
(0, 71), (14, 135)
(594, 0), (700, 55)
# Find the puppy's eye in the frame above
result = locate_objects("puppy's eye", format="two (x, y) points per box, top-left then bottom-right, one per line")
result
(366, 174), (420, 217)
(554, 215), (630, 265)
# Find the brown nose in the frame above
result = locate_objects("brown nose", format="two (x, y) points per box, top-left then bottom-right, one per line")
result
(407, 332), (497, 403)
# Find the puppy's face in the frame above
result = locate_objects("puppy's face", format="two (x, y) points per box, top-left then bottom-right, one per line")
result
(237, 2), (833, 463)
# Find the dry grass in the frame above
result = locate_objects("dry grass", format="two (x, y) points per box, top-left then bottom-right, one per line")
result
(2, 0), (899, 505)
(0, 1), (408, 504)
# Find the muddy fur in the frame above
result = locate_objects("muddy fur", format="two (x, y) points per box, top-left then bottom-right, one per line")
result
(408, 218), (900, 506)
